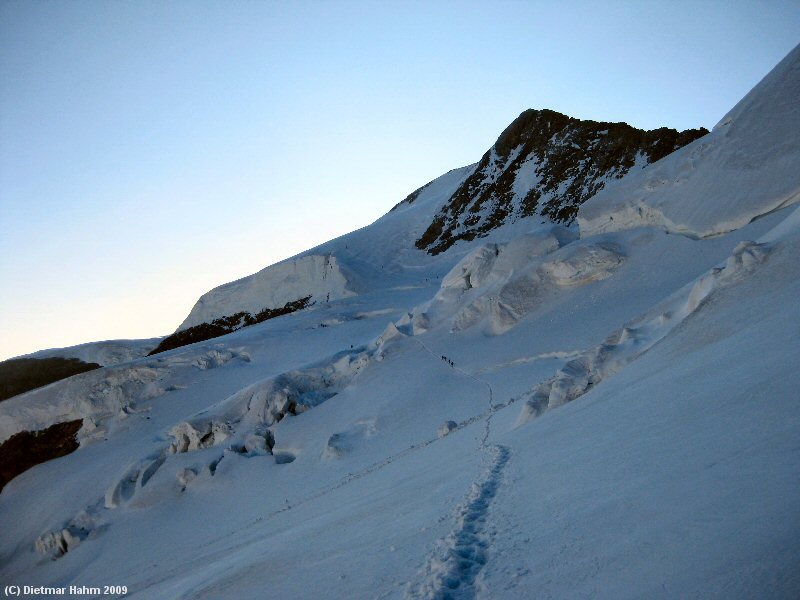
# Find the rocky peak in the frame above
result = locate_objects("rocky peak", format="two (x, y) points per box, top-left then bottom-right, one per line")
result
(493, 108), (571, 157)
(415, 109), (708, 255)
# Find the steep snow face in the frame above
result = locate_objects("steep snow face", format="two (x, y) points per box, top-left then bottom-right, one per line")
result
(299, 165), (476, 279)
(481, 213), (800, 600)
(415, 108), (707, 255)
(179, 254), (356, 331)
(579, 43), (800, 238)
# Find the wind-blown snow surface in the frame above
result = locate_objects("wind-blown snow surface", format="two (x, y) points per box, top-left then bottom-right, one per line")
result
(2, 50), (800, 599)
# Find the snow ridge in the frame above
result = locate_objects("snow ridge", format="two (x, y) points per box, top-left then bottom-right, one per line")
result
(416, 108), (706, 255)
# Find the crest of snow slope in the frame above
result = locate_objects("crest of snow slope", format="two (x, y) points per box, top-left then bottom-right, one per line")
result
(578, 43), (800, 238)
(22, 338), (160, 366)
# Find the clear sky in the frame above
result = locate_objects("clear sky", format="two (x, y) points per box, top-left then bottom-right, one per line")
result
(1, 1), (798, 360)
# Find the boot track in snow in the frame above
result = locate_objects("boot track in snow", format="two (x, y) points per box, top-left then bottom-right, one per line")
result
(405, 443), (510, 599)
(407, 336), (510, 599)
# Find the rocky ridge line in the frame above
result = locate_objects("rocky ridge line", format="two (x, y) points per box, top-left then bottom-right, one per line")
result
(416, 109), (707, 255)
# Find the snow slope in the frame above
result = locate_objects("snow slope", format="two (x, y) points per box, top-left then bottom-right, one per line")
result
(484, 209), (800, 598)
(1, 45), (799, 600)
(579, 43), (800, 238)
(2, 200), (794, 600)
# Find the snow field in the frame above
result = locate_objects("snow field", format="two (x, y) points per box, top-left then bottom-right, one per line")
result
(1, 45), (799, 598)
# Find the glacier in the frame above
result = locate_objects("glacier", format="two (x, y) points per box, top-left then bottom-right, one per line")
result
(1, 44), (799, 600)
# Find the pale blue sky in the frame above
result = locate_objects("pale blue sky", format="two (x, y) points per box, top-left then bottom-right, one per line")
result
(1, 0), (798, 360)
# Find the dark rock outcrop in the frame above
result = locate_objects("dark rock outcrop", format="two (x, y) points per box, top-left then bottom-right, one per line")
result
(390, 180), (433, 212)
(0, 357), (102, 402)
(416, 109), (707, 254)
(0, 419), (83, 492)
(148, 296), (313, 356)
